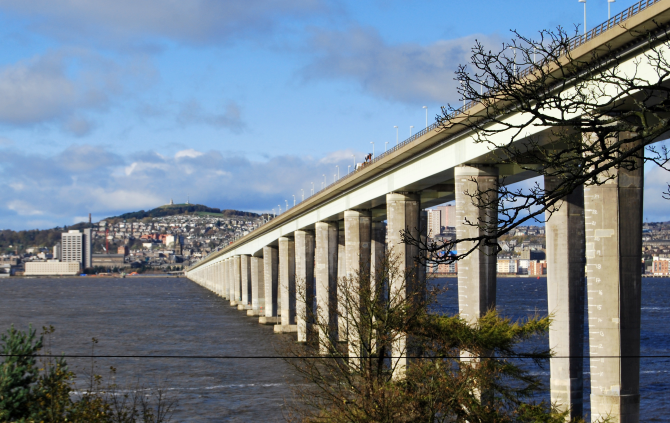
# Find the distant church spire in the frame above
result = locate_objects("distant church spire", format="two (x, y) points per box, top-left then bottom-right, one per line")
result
(186, 195), (190, 205)
(169, 198), (174, 205)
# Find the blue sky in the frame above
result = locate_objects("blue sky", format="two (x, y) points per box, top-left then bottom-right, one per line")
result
(0, 0), (667, 230)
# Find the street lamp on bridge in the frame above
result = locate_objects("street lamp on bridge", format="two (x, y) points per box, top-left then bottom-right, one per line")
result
(579, 0), (586, 35)
(301, 189), (304, 201)
(336, 165), (339, 180)
(608, 0), (615, 20)
(292, 195), (295, 207)
(394, 125), (398, 145)
(410, 126), (414, 137)
(370, 141), (374, 159)
(423, 106), (427, 128)
(385, 141), (388, 152)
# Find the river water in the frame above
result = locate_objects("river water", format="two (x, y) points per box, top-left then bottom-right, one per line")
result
(0, 276), (668, 421)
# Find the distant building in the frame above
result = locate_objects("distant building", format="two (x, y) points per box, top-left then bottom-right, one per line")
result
(433, 204), (456, 228)
(53, 242), (61, 261)
(92, 254), (125, 267)
(117, 245), (129, 256)
(427, 209), (442, 237)
(61, 229), (92, 269)
(25, 261), (80, 276)
(528, 260), (547, 276)
(497, 259), (518, 274)
(652, 256), (670, 276)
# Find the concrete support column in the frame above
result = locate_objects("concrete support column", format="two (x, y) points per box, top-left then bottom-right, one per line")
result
(454, 165), (498, 325)
(315, 221), (339, 352)
(249, 256), (265, 316)
(344, 210), (372, 364)
(585, 137), (643, 423)
(386, 192), (420, 374)
(222, 260), (227, 297)
(227, 258), (235, 305)
(545, 176), (586, 419)
(240, 255), (252, 310)
(232, 255), (242, 305)
(295, 230), (315, 342)
(371, 221), (386, 284)
(337, 225), (347, 342)
(261, 246), (280, 324)
(277, 236), (297, 332)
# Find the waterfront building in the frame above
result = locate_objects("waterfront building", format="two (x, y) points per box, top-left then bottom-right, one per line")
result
(61, 229), (92, 269)
(25, 261), (80, 276)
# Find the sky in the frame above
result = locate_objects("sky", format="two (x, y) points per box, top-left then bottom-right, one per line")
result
(0, 0), (668, 230)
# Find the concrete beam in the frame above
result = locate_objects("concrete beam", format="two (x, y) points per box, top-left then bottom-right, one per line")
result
(277, 236), (297, 333)
(240, 254), (252, 310)
(455, 165), (498, 325)
(585, 137), (643, 423)
(295, 230), (315, 342)
(249, 256), (265, 316)
(386, 192), (420, 375)
(545, 176), (586, 419)
(232, 255), (242, 306)
(344, 209), (372, 366)
(316, 221), (339, 353)
(260, 246), (280, 325)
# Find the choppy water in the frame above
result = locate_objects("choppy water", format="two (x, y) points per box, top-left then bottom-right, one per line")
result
(0, 276), (668, 421)
(433, 276), (670, 422)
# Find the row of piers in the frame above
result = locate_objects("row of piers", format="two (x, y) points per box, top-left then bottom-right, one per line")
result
(188, 163), (643, 423)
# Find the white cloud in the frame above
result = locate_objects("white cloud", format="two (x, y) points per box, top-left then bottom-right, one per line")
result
(0, 0), (328, 47)
(0, 143), (366, 229)
(303, 26), (501, 104)
(0, 49), (153, 132)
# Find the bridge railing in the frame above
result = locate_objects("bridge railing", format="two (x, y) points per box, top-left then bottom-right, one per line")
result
(256, 0), (665, 221)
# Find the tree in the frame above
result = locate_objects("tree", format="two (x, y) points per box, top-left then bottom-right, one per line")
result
(0, 326), (178, 422)
(282, 252), (573, 422)
(403, 23), (670, 262)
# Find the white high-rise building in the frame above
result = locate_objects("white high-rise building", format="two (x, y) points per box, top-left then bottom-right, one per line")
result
(61, 229), (92, 269)
(427, 209), (442, 237)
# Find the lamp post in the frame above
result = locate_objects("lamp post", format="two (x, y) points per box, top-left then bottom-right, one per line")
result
(370, 141), (374, 158)
(278, 205), (282, 214)
(336, 165), (339, 180)
(423, 106), (427, 128)
(301, 189), (304, 201)
(348, 165), (351, 174)
(272, 208), (275, 218)
(394, 125), (398, 145)
(293, 195), (295, 207)
(410, 126), (414, 137)
(385, 141), (388, 152)
(608, 0), (615, 20)
(323, 174), (326, 187)
(579, 0), (586, 35)
(285, 200), (289, 210)
(352, 154), (356, 171)
(311, 182), (314, 195)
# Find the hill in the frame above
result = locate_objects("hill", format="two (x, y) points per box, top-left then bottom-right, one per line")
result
(107, 204), (261, 221)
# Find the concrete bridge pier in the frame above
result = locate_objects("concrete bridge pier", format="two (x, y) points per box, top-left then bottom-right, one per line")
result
(295, 230), (315, 342)
(249, 256), (265, 316)
(276, 236), (297, 333)
(260, 246), (280, 324)
(222, 261), (228, 300)
(545, 176), (586, 419)
(315, 221), (339, 353)
(371, 221), (386, 284)
(584, 140), (643, 423)
(337, 225), (347, 342)
(344, 209), (372, 367)
(240, 255), (252, 310)
(386, 192), (420, 376)
(454, 165), (498, 326)
(232, 255), (242, 306)
(227, 258), (236, 306)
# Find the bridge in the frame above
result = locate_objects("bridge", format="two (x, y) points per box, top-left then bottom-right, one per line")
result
(185, 1), (670, 421)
